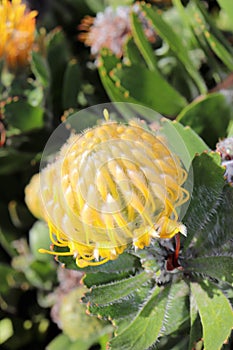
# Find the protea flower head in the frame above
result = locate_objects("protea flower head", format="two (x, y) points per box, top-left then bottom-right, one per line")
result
(25, 115), (189, 268)
(78, 5), (156, 58)
(0, 0), (37, 69)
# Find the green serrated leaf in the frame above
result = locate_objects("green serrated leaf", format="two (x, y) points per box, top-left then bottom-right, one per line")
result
(183, 153), (225, 251)
(110, 285), (170, 350)
(185, 184), (233, 255)
(191, 281), (233, 350)
(140, 3), (206, 94)
(83, 271), (131, 288)
(62, 59), (81, 110)
(162, 280), (190, 336)
(83, 271), (150, 305)
(88, 281), (153, 321)
(177, 93), (233, 148)
(183, 256), (233, 284)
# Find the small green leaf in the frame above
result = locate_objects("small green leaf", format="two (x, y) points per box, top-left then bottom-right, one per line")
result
(29, 221), (52, 262)
(31, 51), (50, 87)
(4, 100), (44, 133)
(47, 28), (71, 116)
(27, 260), (56, 289)
(177, 93), (233, 148)
(0, 318), (13, 345)
(26, 86), (44, 107)
(110, 285), (170, 350)
(191, 281), (233, 350)
(62, 59), (81, 110)
(83, 271), (150, 305)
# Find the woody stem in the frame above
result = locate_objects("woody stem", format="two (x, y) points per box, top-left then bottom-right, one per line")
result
(174, 233), (180, 265)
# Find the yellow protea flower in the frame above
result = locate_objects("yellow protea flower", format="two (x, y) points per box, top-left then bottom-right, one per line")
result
(25, 173), (44, 220)
(25, 118), (189, 268)
(0, 0), (37, 69)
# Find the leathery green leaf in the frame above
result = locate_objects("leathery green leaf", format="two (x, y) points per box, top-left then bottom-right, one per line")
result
(191, 281), (233, 350)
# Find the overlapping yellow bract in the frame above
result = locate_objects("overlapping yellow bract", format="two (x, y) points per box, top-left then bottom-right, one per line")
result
(0, 0), (37, 69)
(25, 120), (189, 267)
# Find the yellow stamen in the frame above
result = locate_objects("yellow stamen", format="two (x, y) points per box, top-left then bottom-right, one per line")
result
(38, 248), (73, 256)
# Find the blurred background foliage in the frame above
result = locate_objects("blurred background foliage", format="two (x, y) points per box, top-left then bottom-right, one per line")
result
(0, 0), (233, 349)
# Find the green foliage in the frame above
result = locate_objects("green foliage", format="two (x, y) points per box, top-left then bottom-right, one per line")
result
(1, 0), (233, 349)
(177, 92), (233, 148)
(140, 3), (207, 94)
(191, 281), (233, 350)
